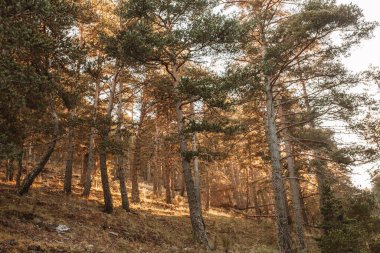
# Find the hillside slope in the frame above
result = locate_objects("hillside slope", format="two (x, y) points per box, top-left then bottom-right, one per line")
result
(0, 168), (317, 253)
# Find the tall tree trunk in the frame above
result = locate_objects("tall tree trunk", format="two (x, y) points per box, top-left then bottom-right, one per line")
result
(24, 145), (29, 174)
(173, 67), (209, 247)
(131, 135), (142, 203)
(259, 190), (269, 215)
(171, 165), (176, 198)
(116, 82), (130, 211)
(232, 164), (245, 209)
(279, 104), (307, 251)
(99, 133), (113, 213)
(131, 90), (147, 203)
(118, 159), (130, 211)
(6, 159), (14, 181)
(18, 112), (59, 195)
(81, 153), (89, 186)
(245, 166), (250, 210)
(205, 166), (210, 211)
(16, 152), (23, 188)
(301, 81), (326, 209)
(265, 84), (293, 253)
(180, 172), (186, 197)
(146, 161), (151, 182)
(153, 142), (160, 195)
(192, 133), (201, 208)
(164, 158), (172, 204)
(247, 140), (261, 215)
(83, 78), (100, 197)
(64, 110), (75, 194)
(153, 121), (160, 195)
(299, 187), (309, 226)
(250, 167), (261, 215)
(97, 67), (121, 213)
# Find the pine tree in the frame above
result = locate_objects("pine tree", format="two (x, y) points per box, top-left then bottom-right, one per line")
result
(237, 0), (376, 252)
(111, 0), (240, 246)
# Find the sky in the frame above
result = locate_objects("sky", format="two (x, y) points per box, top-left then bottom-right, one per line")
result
(337, 0), (380, 71)
(336, 0), (380, 188)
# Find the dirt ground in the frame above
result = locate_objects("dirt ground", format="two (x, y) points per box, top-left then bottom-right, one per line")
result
(0, 169), (318, 253)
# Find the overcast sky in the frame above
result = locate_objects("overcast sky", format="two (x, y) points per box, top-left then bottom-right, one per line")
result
(335, 0), (380, 188)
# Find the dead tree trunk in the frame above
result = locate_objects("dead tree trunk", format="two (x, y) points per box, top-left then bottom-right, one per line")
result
(18, 112), (59, 195)
(64, 110), (75, 194)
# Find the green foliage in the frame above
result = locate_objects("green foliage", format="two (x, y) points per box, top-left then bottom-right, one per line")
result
(179, 73), (235, 109)
(319, 186), (380, 253)
(111, 0), (241, 66)
(319, 185), (363, 252)
(184, 120), (244, 136)
(0, 0), (88, 158)
(266, 0), (376, 68)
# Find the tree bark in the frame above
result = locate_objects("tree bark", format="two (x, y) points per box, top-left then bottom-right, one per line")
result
(18, 112), (59, 195)
(279, 104), (307, 251)
(64, 110), (75, 194)
(131, 90), (147, 203)
(265, 84), (293, 253)
(251, 182), (261, 215)
(250, 167), (262, 216)
(180, 172), (186, 197)
(116, 82), (130, 211)
(6, 159), (14, 181)
(205, 167), (210, 211)
(247, 141), (261, 215)
(146, 161), (151, 182)
(99, 133), (113, 213)
(172, 67), (209, 247)
(153, 144), (160, 195)
(97, 67), (121, 213)
(16, 153), (23, 188)
(164, 159), (172, 204)
(118, 160), (130, 211)
(192, 133), (201, 208)
(153, 121), (160, 195)
(81, 153), (89, 186)
(131, 135), (142, 203)
(259, 190), (269, 215)
(83, 77), (100, 197)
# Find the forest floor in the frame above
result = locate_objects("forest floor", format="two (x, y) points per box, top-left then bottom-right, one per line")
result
(0, 168), (319, 253)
